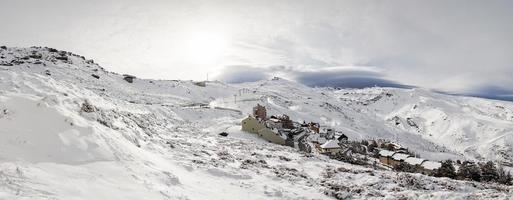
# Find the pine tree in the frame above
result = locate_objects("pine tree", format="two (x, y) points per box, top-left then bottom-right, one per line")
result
(394, 162), (416, 173)
(497, 165), (513, 185)
(457, 161), (481, 182)
(368, 140), (378, 154)
(480, 161), (499, 182)
(435, 160), (457, 179)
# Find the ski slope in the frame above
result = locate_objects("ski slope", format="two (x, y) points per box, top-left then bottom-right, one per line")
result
(0, 47), (512, 199)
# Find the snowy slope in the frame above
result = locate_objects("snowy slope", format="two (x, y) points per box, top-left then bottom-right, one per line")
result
(0, 47), (512, 199)
(330, 87), (513, 164)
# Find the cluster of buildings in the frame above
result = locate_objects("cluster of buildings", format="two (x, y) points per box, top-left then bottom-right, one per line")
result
(241, 104), (460, 176)
(241, 104), (348, 153)
(378, 149), (442, 174)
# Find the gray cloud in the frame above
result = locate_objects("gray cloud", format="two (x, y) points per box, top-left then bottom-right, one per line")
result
(215, 65), (411, 89)
(461, 86), (513, 102)
(214, 65), (269, 83)
(294, 73), (411, 89)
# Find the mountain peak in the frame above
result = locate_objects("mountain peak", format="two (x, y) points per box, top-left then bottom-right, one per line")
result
(0, 46), (105, 72)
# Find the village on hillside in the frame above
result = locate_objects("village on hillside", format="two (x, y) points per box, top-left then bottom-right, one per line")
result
(242, 104), (348, 154)
(241, 104), (512, 185)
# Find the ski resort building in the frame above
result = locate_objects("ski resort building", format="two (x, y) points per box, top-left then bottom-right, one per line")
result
(253, 104), (267, 120)
(241, 105), (288, 145)
(241, 115), (287, 145)
(404, 157), (426, 170)
(257, 128), (286, 145)
(241, 115), (266, 134)
(391, 153), (410, 167)
(420, 161), (442, 175)
(378, 149), (442, 175)
(378, 150), (396, 166)
(242, 104), (343, 149)
(319, 140), (342, 154)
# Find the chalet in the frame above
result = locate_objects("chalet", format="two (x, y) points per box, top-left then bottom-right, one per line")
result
(307, 133), (327, 149)
(404, 157), (426, 170)
(378, 149), (396, 166)
(420, 161), (441, 175)
(404, 157), (425, 166)
(320, 140), (342, 154)
(379, 148), (444, 175)
(390, 153), (410, 167)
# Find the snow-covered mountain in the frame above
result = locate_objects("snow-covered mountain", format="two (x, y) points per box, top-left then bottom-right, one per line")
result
(0, 46), (512, 199)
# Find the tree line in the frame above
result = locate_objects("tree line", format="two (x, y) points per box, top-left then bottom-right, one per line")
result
(397, 159), (512, 185)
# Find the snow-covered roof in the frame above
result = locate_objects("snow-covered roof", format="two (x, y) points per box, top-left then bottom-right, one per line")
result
(378, 150), (396, 157)
(320, 140), (341, 149)
(421, 161), (441, 170)
(404, 157), (425, 165)
(269, 118), (281, 122)
(392, 153), (410, 161)
(307, 134), (327, 144)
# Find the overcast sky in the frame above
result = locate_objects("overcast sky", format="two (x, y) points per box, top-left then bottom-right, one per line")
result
(1, 0), (512, 100)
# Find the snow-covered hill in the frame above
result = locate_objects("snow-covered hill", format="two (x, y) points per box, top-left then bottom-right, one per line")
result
(0, 46), (512, 199)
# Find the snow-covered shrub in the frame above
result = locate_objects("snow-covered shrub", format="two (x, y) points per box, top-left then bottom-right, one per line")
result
(497, 166), (513, 185)
(396, 173), (423, 190)
(216, 151), (235, 162)
(278, 155), (292, 162)
(239, 159), (269, 169)
(80, 100), (96, 113)
(457, 161), (482, 182)
(272, 165), (309, 182)
(0, 108), (8, 118)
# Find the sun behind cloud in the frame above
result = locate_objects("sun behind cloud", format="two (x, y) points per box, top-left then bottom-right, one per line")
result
(183, 28), (231, 66)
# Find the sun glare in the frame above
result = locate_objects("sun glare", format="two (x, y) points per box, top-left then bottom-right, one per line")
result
(184, 31), (230, 65)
